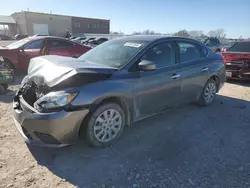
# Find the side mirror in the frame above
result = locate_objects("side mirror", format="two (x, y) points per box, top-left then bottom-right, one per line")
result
(138, 60), (156, 71)
(19, 47), (24, 52)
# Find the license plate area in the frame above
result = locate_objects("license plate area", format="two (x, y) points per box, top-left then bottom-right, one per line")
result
(226, 72), (232, 77)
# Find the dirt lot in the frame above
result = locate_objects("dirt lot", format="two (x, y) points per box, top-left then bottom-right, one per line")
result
(0, 76), (250, 188)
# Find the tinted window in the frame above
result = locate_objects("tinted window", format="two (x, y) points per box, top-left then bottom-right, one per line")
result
(24, 39), (44, 50)
(178, 42), (202, 63)
(205, 38), (220, 47)
(48, 40), (74, 48)
(142, 42), (176, 68)
(228, 42), (250, 53)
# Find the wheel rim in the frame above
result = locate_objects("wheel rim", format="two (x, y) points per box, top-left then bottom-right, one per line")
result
(94, 109), (122, 143)
(0, 61), (10, 69)
(204, 82), (216, 104)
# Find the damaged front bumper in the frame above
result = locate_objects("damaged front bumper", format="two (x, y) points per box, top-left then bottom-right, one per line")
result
(12, 93), (89, 147)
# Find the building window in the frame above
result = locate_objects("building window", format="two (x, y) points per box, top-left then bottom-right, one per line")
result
(96, 23), (99, 29)
(88, 24), (91, 28)
(75, 23), (80, 28)
(104, 24), (109, 29)
(93, 24), (96, 29)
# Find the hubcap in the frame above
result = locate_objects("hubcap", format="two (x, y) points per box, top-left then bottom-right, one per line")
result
(204, 82), (216, 104)
(94, 109), (122, 143)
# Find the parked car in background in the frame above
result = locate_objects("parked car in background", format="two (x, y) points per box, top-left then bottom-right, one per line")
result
(222, 41), (250, 80)
(71, 37), (86, 43)
(221, 42), (235, 52)
(81, 37), (96, 44)
(0, 36), (91, 72)
(0, 35), (12, 40)
(69, 36), (77, 40)
(13, 34), (29, 40)
(13, 35), (225, 147)
(87, 37), (109, 48)
(204, 37), (222, 52)
(32, 34), (48, 37)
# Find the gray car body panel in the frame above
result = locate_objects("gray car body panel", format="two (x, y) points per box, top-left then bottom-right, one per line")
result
(13, 36), (225, 147)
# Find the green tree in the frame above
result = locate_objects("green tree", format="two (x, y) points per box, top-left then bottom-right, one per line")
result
(174, 30), (189, 37)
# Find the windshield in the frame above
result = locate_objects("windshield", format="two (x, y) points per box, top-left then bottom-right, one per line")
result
(7, 38), (30, 49)
(78, 39), (148, 68)
(227, 42), (250, 53)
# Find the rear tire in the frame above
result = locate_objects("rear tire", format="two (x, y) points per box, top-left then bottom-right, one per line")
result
(85, 103), (125, 147)
(197, 79), (218, 106)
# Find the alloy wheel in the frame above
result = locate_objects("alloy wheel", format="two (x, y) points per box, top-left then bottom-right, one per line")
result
(93, 109), (122, 143)
(204, 82), (216, 104)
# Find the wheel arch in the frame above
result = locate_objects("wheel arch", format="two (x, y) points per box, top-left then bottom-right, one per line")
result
(1, 57), (15, 69)
(78, 95), (132, 139)
(208, 75), (220, 92)
(90, 96), (132, 126)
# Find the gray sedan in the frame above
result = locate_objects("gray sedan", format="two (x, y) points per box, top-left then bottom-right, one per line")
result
(13, 35), (226, 147)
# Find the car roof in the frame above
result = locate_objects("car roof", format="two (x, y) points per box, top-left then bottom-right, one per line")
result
(114, 35), (199, 42)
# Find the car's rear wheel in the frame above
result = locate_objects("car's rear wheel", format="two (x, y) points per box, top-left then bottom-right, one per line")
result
(198, 79), (217, 106)
(86, 103), (125, 147)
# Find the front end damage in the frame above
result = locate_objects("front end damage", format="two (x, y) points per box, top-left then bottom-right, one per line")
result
(12, 55), (115, 147)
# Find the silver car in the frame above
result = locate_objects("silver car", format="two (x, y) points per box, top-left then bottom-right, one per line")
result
(13, 35), (226, 147)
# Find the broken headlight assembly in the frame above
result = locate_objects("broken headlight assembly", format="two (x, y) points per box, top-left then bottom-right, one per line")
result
(34, 91), (78, 111)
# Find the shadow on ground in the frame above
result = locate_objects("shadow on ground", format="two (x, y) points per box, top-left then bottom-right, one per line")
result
(28, 94), (250, 188)
(227, 79), (250, 87)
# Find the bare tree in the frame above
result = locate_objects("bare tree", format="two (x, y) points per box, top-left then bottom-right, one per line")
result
(188, 30), (204, 38)
(208, 29), (226, 38)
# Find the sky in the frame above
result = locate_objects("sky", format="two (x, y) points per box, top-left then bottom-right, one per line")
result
(0, 0), (249, 38)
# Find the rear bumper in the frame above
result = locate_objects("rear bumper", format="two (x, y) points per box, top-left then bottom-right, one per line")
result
(12, 95), (89, 147)
(226, 70), (250, 80)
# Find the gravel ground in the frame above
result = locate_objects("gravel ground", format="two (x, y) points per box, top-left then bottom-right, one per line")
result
(0, 76), (250, 188)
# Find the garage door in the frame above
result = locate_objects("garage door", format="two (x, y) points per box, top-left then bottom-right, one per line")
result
(33, 24), (49, 35)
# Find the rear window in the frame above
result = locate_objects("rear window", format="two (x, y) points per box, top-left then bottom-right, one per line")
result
(228, 42), (250, 53)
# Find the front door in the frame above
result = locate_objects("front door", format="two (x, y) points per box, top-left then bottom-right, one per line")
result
(134, 41), (182, 119)
(18, 39), (45, 71)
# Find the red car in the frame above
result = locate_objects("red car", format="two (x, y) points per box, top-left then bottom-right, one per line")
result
(0, 36), (91, 72)
(222, 41), (250, 80)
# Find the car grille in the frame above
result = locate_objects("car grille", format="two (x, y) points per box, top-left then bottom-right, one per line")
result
(225, 62), (244, 71)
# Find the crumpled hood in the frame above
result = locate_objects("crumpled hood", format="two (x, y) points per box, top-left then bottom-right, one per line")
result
(27, 55), (117, 87)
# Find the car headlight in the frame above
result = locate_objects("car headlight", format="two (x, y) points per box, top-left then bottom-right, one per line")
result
(34, 91), (78, 110)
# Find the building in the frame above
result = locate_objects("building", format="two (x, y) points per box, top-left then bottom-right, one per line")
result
(0, 16), (17, 38)
(10, 11), (110, 37)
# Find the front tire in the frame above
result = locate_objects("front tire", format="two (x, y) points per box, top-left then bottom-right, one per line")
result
(86, 103), (125, 147)
(197, 79), (217, 106)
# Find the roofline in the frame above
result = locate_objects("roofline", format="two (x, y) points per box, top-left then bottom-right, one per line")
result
(11, 11), (110, 22)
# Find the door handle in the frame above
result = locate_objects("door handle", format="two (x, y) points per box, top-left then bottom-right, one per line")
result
(171, 73), (180, 79)
(202, 67), (209, 72)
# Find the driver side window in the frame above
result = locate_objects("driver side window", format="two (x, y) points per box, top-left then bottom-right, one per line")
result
(141, 42), (176, 69)
(24, 39), (44, 50)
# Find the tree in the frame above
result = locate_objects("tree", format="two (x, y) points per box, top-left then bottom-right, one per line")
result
(174, 30), (189, 37)
(207, 29), (226, 38)
(188, 30), (204, 38)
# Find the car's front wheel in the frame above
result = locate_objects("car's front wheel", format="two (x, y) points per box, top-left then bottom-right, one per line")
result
(86, 102), (125, 147)
(198, 79), (218, 106)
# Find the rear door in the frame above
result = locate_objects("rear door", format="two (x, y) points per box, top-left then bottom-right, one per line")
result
(47, 39), (76, 57)
(176, 41), (210, 101)
(18, 39), (45, 71)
